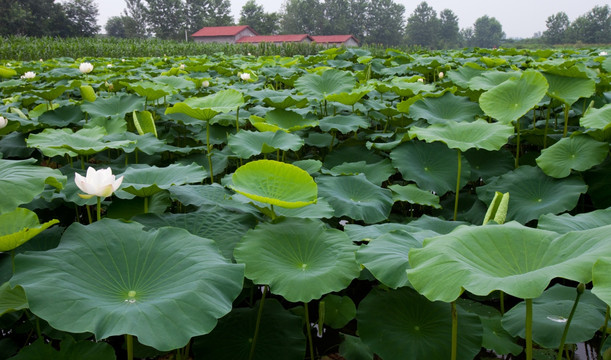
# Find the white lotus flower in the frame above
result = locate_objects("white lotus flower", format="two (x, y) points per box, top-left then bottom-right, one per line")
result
(0, 116), (7, 129)
(21, 71), (36, 79)
(79, 62), (94, 74)
(75, 167), (124, 199)
(417, 78), (424, 83)
(240, 72), (251, 81)
(5, 63), (10, 67)
(107, 63), (113, 68)
(439, 71), (444, 79)
(202, 80), (210, 87)
(179, 64), (185, 70)
(600, 51), (608, 56)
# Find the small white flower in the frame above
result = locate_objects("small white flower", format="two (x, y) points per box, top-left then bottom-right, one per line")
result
(202, 80), (210, 87)
(439, 71), (444, 79)
(39, 59), (43, 62)
(248, 52), (252, 56)
(339, 219), (349, 227)
(179, 64), (185, 70)
(5, 63), (10, 67)
(21, 71), (36, 79)
(600, 51), (608, 56)
(122, 58), (126, 62)
(79, 62), (94, 74)
(74, 167), (124, 199)
(417, 78), (424, 83)
(107, 63), (113, 68)
(0, 116), (7, 129)
(240, 72), (251, 81)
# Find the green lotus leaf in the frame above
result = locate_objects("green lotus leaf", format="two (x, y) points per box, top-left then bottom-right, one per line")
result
(477, 166), (587, 224)
(0, 158), (66, 214)
(165, 89), (244, 121)
(0, 208), (59, 251)
(317, 174), (393, 224)
(154, 75), (195, 90)
(0, 66), (17, 78)
(467, 70), (521, 91)
(120, 163), (208, 197)
(538, 207), (611, 234)
(292, 159), (323, 174)
(10, 219), (244, 351)
(250, 89), (308, 109)
(389, 184), (441, 209)
(409, 92), (483, 124)
(227, 130), (304, 159)
(464, 148), (515, 182)
(580, 104), (611, 130)
(324, 143), (384, 168)
(325, 85), (374, 106)
(408, 222), (611, 302)
(81, 94), (146, 118)
(322, 294), (356, 329)
(233, 218), (360, 302)
(447, 63), (486, 89)
(409, 119), (514, 152)
(356, 230), (421, 288)
(33, 81), (80, 102)
(0, 282), (28, 316)
(323, 159), (395, 186)
(273, 198), (335, 219)
(124, 80), (175, 101)
(192, 298), (305, 360)
(543, 71), (595, 106)
(26, 127), (134, 157)
(230, 160), (317, 209)
(38, 105), (84, 127)
(132, 208), (257, 260)
(80, 85), (96, 102)
(390, 141), (471, 195)
(132, 110), (157, 137)
(249, 109), (317, 132)
(479, 70), (548, 124)
(389, 78), (436, 97)
(357, 287), (482, 360)
(9, 337), (116, 360)
(502, 284), (606, 348)
(318, 114), (370, 134)
(168, 184), (256, 214)
(592, 257), (611, 307)
(536, 134), (608, 178)
(294, 69), (355, 101)
(339, 334), (374, 360)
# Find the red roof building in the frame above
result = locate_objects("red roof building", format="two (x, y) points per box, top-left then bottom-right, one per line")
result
(311, 35), (360, 47)
(191, 25), (258, 43)
(236, 34), (313, 45)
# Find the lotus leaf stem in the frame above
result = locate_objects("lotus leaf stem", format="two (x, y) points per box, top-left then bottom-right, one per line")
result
(206, 122), (214, 184)
(453, 150), (461, 221)
(236, 107), (240, 132)
(144, 196), (149, 214)
(248, 286), (267, 360)
(126, 334), (134, 360)
(526, 298), (533, 360)
(86, 205), (93, 224)
(544, 103), (551, 149)
(515, 119), (521, 169)
(563, 104), (569, 137)
(96, 197), (101, 221)
(304, 302), (316, 360)
(556, 283), (584, 360)
(599, 305), (609, 359)
(451, 301), (457, 360)
(500, 291), (505, 315)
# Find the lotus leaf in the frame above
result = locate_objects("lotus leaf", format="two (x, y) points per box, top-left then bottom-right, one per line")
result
(119, 163), (208, 197)
(81, 94), (146, 118)
(538, 207), (611, 233)
(408, 92), (483, 124)
(536, 134), (608, 178)
(26, 127), (133, 157)
(165, 89), (244, 121)
(389, 184), (441, 208)
(580, 104), (611, 130)
(0, 208), (58, 251)
(294, 69), (355, 100)
(227, 130), (304, 158)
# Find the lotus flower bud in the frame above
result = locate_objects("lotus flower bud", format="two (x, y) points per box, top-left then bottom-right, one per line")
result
(0, 116), (7, 129)
(79, 62), (94, 74)
(202, 80), (210, 87)
(439, 71), (444, 79)
(240, 72), (251, 81)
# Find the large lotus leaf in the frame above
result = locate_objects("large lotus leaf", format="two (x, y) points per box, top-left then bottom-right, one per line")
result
(543, 72), (595, 106)
(10, 219), (244, 351)
(318, 114), (370, 134)
(165, 89), (244, 121)
(154, 75), (195, 90)
(464, 148), (515, 182)
(339, 334), (374, 360)
(33, 81), (80, 102)
(389, 184), (441, 208)
(124, 80), (175, 101)
(536, 134), (608, 178)
(447, 63), (486, 89)
(502, 284), (606, 348)
(592, 258), (611, 307)
(294, 69), (355, 100)
(273, 198), (335, 219)
(193, 298), (305, 360)
(38, 105), (84, 127)
(249, 109), (317, 132)
(322, 294), (356, 329)
(168, 184), (256, 214)
(407, 222), (611, 302)
(583, 158), (611, 209)
(538, 207), (611, 233)
(409, 119), (514, 152)
(0, 158), (66, 214)
(120, 163), (208, 197)
(132, 110), (157, 137)
(356, 230), (421, 288)
(357, 287), (482, 360)
(0, 208), (59, 251)
(325, 85), (374, 106)
(390, 141), (471, 195)
(317, 174), (393, 224)
(233, 218), (360, 302)
(26, 127), (133, 157)
(324, 142), (384, 168)
(477, 166), (587, 224)
(409, 92), (483, 124)
(0, 282), (28, 316)
(9, 337), (116, 360)
(0, 66), (17, 78)
(81, 94), (146, 118)
(467, 70), (521, 91)
(580, 103), (611, 130)
(230, 160), (317, 209)
(479, 70), (548, 124)
(132, 208), (257, 260)
(389, 78), (436, 97)
(323, 159), (395, 186)
(227, 130), (304, 158)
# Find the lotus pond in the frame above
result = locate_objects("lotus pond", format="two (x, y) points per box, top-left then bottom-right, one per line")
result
(1, 47), (611, 360)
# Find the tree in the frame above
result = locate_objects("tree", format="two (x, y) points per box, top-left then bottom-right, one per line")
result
(364, 0), (405, 46)
(123, 0), (148, 38)
(322, 0), (368, 40)
(471, 15), (505, 48)
(439, 9), (460, 48)
(239, 0), (278, 35)
(185, 0), (233, 34)
(567, 5), (611, 43)
(405, 1), (439, 48)
(543, 12), (569, 44)
(460, 27), (474, 47)
(145, 0), (185, 40)
(62, 0), (101, 37)
(279, 0), (324, 35)
(0, 0), (70, 37)
(105, 15), (140, 38)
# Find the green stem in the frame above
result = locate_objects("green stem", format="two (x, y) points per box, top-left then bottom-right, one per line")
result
(236, 107), (240, 132)
(451, 301), (458, 360)
(126, 334), (134, 360)
(500, 291), (505, 315)
(144, 196), (149, 214)
(86, 205), (93, 224)
(96, 197), (101, 221)
(206, 122), (214, 184)
(563, 104), (569, 137)
(543, 103), (551, 149)
(329, 131), (336, 152)
(526, 298), (533, 360)
(248, 286), (267, 360)
(556, 285), (583, 360)
(453, 150), (462, 221)
(599, 305), (609, 359)
(515, 119), (521, 168)
(11, 250), (15, 274)
(304, 302), (315, 360)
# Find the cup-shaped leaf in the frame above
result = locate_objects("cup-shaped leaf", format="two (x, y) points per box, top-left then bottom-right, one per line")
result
(479, 70), (548, 124)
(322, 294), (356, 329)
(389, 184), (441, 208)
(165, 89), (244, 121)
(409, 92), (483, 124)
(323, 159), (395, 186)
(0, 282), (28, 316)
(249, 109), (317, 132)
(580, 103), (611, 130)
(230, 160), (317, 209)
(124, 80), (175, 101)
(543, 71), (595, 106)
(120, 163), (208, 198)
(133, 110), (158, 137)
(10, 219), (244, 351)
(318, 114), (370, 134)
(536, 134), (609, 178)
(26, 127), (134, 157)
(538, 207), (611, 234)
(294, 69), (355, 101)
(233, 218), (360, 302)
(81, 94), (146, 118)
(227, 130), (304, 159)
(0, 208), (59, 251)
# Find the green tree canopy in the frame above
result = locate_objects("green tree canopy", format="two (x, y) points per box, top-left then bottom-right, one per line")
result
(405, 1), (439, 48)
(123, 0), (148, 38)
(471, 15), (505, 48)
(364, 0), (405, 46)
(105, 15), (140, 38)
(566, 5), (611, 44)
(144, 0), (185, 40)
(239, 0), (279, 35)
(543, 12), (570, 44)
(439, 9), (460, 48)
(0, 0), (70, 37)
(280, 0), (324, 34)
(62, 0), (100, 37)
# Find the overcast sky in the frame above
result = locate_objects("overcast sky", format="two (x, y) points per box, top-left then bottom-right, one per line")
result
(95, 0), (609, 39)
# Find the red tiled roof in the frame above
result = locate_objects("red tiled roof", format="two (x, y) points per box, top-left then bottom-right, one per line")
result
(191, 25), (258, 37)
(236, 34), (313, 43)
(311, 35), (359, 44)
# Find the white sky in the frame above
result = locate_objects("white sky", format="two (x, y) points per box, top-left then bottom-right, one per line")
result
(95, 0), (609, 39)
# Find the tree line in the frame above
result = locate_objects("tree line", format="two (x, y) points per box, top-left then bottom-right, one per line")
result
(1, 0), (609, 47)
